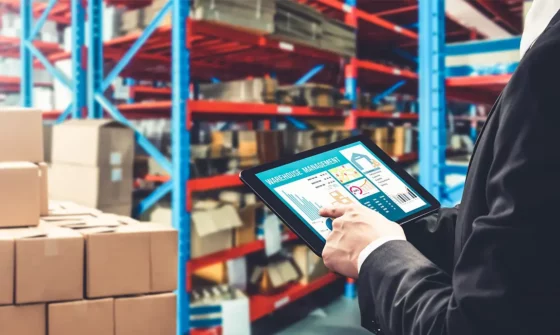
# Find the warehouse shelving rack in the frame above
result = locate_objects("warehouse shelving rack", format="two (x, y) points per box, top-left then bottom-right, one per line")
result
(10, 0), (522, 334)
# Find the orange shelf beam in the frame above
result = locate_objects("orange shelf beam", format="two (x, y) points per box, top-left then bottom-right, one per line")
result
(356, 59), (418, 79)
(250, 272), (340, 321)
(144, 174), (244, 191)
(355, 111), (418, 120)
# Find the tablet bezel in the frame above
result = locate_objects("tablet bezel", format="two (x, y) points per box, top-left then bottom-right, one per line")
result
(240, 134), (441, 256)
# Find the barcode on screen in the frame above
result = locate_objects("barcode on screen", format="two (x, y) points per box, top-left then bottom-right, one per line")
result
(393, 188), (418, 204)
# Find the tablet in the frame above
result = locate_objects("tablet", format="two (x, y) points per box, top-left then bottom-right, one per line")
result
(240, 135), (440, 256)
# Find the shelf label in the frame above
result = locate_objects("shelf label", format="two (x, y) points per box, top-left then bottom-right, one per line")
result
(342, 4), (352, 13)
(277, 105), (293, 114)
(392, 112), (401, 118)
(392, 68), (402, 75)
(279, 42), (294, 52)
(274, 297), (290, 309)
(394, 26), (403, 33)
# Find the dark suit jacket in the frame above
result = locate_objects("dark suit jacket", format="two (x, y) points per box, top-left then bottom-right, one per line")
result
(358, 11), (560, 335)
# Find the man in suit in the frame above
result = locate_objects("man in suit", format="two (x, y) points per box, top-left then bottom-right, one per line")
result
(319, 2), (560, 334)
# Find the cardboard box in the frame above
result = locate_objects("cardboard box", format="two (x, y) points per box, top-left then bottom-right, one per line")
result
(392, 126), (406, 157)
(48, 298), (114, 335)
(0, 224), (84, 304)
(193, 263), (228, 285)
(48, 163), (133, 208)
(99, 203), (133, 216)
(292, 245), (330, 285)
(0, 236), (14, 305)
(0, 304), (46, 335)
(0, 107), (44, 162)
(250, 260), (300, 294)
(38, 162), (49, 215)
(115, 293), (176, 335)
(79, 224), (151, 298)
(43, 124), (53, 162)
(0, 162), (40, 228)
(131, 223), (178, 293)
(52, 119), (134, 167)
(235, 203), (263, 246)
(191, 201), (243, 258)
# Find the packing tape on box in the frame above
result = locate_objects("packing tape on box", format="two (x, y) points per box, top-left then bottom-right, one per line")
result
(44, 239), (59, 256)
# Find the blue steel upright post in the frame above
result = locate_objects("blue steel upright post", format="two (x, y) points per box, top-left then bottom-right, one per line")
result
(171, 0), (191, 333)
(20, 0), (33, 107)
(344, 0), (358, 299)
(419, 0), (446, 199)
(88, 0), (104, 119)
(71, 0), (86, 118)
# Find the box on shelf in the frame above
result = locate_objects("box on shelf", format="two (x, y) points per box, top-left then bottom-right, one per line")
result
(191, 200), (243, 258)
(190, 286), (250, 333)
(320, 16), (356, 57)
(278, 84), (339, 108)
(0, 236), (14, 305)
(199, 77), (278, 104)
(48, 298), (114, 335)
(292, 245), (330, 285)
(235, 202), (263, 246)
(142, 0), (172, 27)
(0, 304), (46, 335)
(193, 0), (275, 34)
(250, 259), (301, 294)
(194, 262), (228, 285)
(362, 127), (391, 154)
(43, 124), (53, 163)
(238, 131), (259, 168)
(274, 0), (322, 48)
(0, 224), (84, 304)
(257, 130), (285, 164)
(115, 293), (176, 335)
(0, 107), (44, 162)
(0, 162), (41, 228)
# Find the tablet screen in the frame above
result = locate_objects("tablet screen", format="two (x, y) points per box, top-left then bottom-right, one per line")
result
(255, 141), (430, 241)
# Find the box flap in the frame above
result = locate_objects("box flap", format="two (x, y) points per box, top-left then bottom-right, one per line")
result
(191, 210), (219, 237)
(267, 266), (284, 288)
(0, 227), (47, 239)
(214, 205), (243, 230)
(192, 199), (220, 210)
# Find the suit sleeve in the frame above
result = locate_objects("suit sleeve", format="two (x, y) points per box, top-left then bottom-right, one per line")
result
(358, 42), (560, 335)
(404, 206), (458, 274)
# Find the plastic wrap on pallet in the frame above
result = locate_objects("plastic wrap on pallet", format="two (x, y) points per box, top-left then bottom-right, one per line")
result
(273, 0), (323, 48)
(193, 0), (275, 34)
(199, 78), (278, 104)
(320, 17), (356, 57)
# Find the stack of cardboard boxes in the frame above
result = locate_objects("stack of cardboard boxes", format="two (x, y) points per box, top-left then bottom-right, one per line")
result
(0, 108), (177, 335)
(48, 120), (134, 216)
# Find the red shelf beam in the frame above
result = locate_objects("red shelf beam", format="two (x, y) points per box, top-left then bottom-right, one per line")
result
(0, 76), (52, 93)
(250, 273), (340, 321)
(0, 36), (63, 58)
(354, 111), (418, 120)
(190, 233), (298, 272)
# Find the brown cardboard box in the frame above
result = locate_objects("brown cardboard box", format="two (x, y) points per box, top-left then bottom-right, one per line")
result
(193, 263), (228, 284)
(99, 203), (133, 216)
(250, 260), (300, 294)
(52, 119), (134, 167)
(191, 201), (243, 258)
(115, 293), (176, 335)
(0, 236), (14, 305)
(130, 223), (178, 293)
(235, 203), (263, 246)
(0, 224), (84, 304)
(0, 162), (40, 228)
(392, 126), (406, 157)
(48, 298), (114, 335)
(48, 163), (133, 208)
(292, 245), (330, 285)
(43, 124), (53, 163)
(79, 224), (151, 298)
(238, 131), (258, 167)
(38, 162), (49, 215)
(0, 304), (46, 335)
(0, 107), (44, 162)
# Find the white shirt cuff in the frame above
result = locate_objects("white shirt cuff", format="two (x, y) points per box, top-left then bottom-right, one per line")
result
(358, 236), (407, 273)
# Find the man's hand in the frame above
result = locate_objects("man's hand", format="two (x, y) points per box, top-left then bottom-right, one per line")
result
(319, 204), (405, 279)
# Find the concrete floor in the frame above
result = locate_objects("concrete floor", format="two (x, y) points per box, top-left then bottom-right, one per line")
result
(274, 297), (370, 335)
